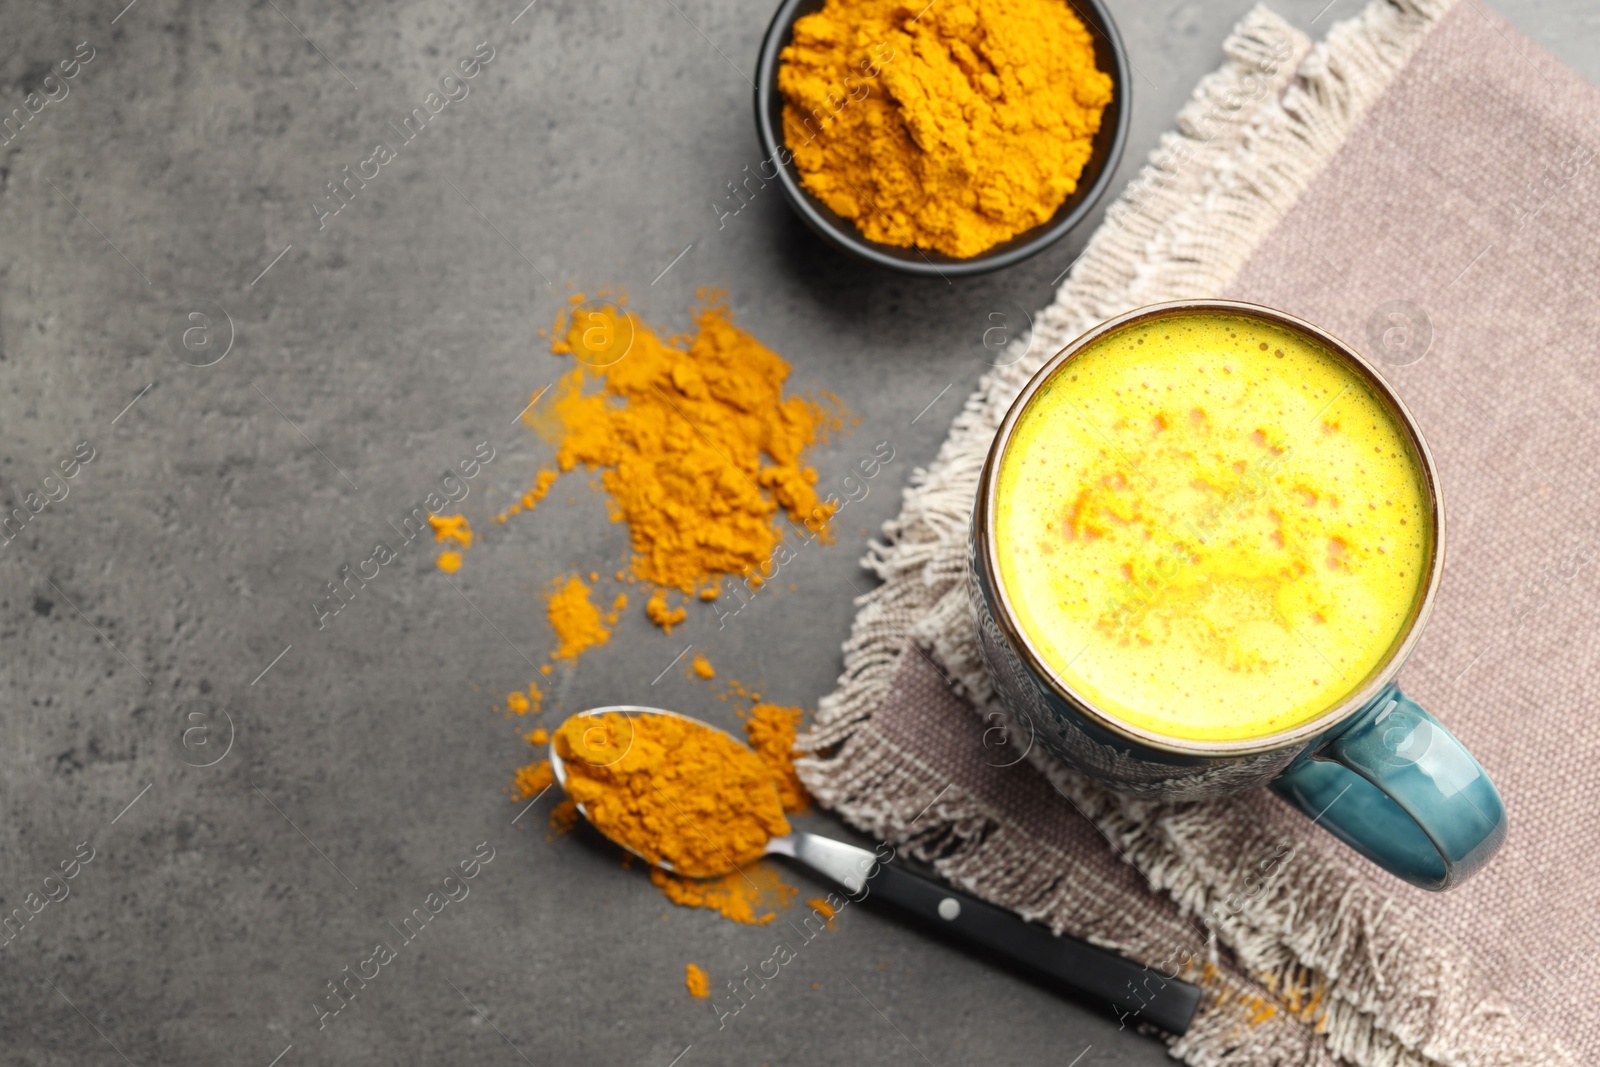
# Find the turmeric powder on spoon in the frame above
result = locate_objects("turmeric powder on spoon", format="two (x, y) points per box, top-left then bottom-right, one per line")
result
(553, 711), (790, 878)
(543, 706), (812, 924)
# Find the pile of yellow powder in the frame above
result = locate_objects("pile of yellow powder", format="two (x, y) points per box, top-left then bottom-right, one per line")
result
(779, 0), (1113, 258)
(545, 575), (623, 661)
(519, 291), (840, 632)
(460, 291), (842, 696)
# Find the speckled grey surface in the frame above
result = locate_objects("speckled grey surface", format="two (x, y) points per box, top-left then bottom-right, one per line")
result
(0, 1), (1593, 1064)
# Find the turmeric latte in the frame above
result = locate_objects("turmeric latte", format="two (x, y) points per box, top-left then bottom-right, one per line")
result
(994, 314), (1431, 743)
(554, 712), (789, 877)
(778, 0), (1112, 258)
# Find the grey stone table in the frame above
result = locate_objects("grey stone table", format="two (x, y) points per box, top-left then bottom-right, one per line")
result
(1, 1), (1591, 1064)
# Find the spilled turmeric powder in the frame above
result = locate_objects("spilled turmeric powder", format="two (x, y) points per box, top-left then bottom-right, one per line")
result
(513, 758), (554, 800)
(429, 513), (473, 548)
(513, 292), (841, 638)
(495, 469), (558, 523)
(547, 575), (610, 660)
(605, 593), (628, 627)
(651, 864), (798, 926)
(690, 654), (715, 679)
(429, 514), (473, 572)
(553, 711), (789, 878)
(778, 0), (1113, 258)
(645, 589), (686, 633)
(685, 962), (712, 999)
(744, 704), (810, 814)
(548, 798), (579, 836)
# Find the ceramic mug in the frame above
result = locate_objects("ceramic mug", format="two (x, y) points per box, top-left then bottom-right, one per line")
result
(968, 300), (1505, 890)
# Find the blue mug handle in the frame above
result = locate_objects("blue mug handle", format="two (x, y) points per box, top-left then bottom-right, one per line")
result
(1270, 685), (1506, 890)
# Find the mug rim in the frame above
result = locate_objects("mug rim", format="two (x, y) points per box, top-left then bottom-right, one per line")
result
(976, 299), (1446, 758)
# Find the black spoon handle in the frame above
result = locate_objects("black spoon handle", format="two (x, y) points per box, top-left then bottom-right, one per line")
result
(777, 832), (1202, 1035)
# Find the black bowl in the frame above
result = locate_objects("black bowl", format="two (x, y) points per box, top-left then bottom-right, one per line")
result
(753, 0), (1131, 277)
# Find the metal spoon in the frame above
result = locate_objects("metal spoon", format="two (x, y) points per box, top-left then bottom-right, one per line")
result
(549, 705), (1201, 1035)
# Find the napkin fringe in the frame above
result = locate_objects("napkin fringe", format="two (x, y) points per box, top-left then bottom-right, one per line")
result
(799, 0), (1571, 1064)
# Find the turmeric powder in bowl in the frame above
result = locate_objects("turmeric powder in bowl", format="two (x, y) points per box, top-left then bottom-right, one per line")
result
(776, 0), (1114, 259)
(553, 712), (790, 878)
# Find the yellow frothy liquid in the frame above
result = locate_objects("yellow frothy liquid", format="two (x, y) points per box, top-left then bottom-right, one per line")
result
(994, 313), (1431, 743)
